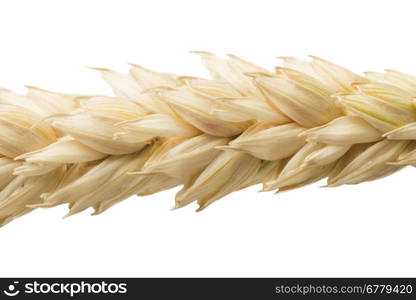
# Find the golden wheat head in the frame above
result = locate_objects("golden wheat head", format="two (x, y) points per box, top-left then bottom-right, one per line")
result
(0, 52), (415, 226)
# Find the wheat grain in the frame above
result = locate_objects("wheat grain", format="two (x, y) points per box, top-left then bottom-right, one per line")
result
(0, 52), (415, 226)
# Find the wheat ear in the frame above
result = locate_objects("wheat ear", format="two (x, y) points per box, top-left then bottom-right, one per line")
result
(0, 52), (415, 226)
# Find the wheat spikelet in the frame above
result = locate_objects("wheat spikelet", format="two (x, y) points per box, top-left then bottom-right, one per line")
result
(1, 52), (416, 226)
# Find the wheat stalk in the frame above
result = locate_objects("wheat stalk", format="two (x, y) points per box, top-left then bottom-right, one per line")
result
(0, 52), (415, 226)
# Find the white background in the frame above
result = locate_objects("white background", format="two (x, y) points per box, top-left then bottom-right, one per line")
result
(1, 0), (416, 277)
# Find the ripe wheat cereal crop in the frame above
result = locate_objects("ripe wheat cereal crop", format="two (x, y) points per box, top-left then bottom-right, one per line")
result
(1, 52), (416, 226)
